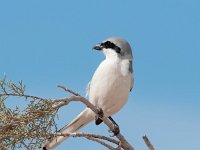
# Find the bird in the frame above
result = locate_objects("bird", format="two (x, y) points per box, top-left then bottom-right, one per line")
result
(42, 37), (134, 149)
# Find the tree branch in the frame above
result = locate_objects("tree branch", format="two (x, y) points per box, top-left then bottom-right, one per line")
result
(0, 79), (154, 150)
(52, 87), (135, 150)
(35, 132), (119, 149)
(57, 85), (80, 96)
(143, 135), (155, 150)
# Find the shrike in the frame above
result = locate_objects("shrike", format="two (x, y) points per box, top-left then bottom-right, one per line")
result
(42, 37), (134, 149)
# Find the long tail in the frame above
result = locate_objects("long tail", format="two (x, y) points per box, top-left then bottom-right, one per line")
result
(42, 108), (94, 150)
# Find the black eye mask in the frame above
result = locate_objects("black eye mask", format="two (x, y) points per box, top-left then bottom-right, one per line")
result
(101, 41), (121, 53)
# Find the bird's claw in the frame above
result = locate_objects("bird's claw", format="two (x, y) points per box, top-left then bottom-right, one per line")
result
(109, 124), (120, 137)
(96, 107), (104, 118)
(95, 107), (104, 125)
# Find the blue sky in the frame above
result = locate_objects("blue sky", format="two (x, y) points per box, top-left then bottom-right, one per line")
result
(0, 0), (200, 149)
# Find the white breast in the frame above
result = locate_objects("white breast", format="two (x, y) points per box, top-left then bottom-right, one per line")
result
(89, 59), (132, 116)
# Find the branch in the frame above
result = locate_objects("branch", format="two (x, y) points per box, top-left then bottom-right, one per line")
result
(57, 85), (80, 96)
(143, 135), (155, 150)
(33, 132), (119, 150)
(84, 136), (116, 150)
(54, 85), (134, 150)
(40, 95), (134, 149)
(0, 79), (154, 150)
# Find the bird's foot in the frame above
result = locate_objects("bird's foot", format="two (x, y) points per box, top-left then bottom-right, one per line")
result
(95, 107), (104, 125)
(109, 124), (120, 136)
(96, 107), (104, 118)
(108, 116), (120, 136)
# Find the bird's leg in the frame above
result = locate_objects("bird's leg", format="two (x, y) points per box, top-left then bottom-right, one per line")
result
(108, 116), (120, 136)
(94, 107), (120, 136)
(95, 106), (104, 125)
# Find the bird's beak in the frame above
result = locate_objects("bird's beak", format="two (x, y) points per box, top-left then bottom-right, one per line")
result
(93, 44), (103, 51)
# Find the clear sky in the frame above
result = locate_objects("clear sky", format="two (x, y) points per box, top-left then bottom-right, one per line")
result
(0, 0), (200, 150)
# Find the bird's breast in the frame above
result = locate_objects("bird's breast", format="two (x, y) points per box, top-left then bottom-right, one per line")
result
(89, 60), (132, 116)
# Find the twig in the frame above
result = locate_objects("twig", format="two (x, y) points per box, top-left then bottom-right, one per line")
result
(69, 132), (119, 145)
(143, 135), (155, 150)
(84, 136), (116, 150)
(21, 141), (30, 150)
(0, 93), (47, 102)
(42, 132), (119, 145)
(35, 132), (119, 149)
(57, 85), (80, 96)
(56, 132), (117, 150)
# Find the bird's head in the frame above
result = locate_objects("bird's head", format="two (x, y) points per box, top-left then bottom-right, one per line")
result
(93, 37), (133, 60)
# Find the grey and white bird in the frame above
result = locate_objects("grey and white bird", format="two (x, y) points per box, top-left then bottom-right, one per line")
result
(42, 37), (134, 149)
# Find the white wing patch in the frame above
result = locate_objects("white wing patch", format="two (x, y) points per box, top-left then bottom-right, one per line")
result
(85, 81), (90, 98)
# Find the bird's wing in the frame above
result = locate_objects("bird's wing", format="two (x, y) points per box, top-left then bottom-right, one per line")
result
(85, 81), (90, 98)
(130, 74), (134, 92)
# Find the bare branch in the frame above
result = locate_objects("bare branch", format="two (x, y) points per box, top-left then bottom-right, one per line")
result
(143, 135), (155, 150)
(53, 85), (135, 150)
(55, 132), (117, 150)
(1, 80), (154, 150)
(24, 132), (120, 149)
(0, 93), (48, 102)
(57, 85), (80, 96)
(71, 132), (119, 145)
(84, 136), (116, 150)
(40, 132), (119, 145)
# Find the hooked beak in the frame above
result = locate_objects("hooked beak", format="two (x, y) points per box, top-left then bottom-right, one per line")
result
(93, 44), (103, 51)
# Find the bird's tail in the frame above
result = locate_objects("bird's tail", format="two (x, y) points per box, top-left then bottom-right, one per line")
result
(42, 108), (94, 150)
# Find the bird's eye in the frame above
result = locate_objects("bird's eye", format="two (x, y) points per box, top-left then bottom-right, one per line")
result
(101, 41), (121, 54)
(101, 41), (115, 49)
(105, 41), (115, 49)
